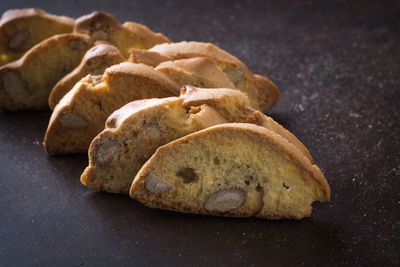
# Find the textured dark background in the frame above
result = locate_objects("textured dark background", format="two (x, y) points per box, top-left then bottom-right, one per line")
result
(0, 0), (399, 266)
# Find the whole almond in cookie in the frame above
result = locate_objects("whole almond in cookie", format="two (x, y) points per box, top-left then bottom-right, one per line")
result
(0, 33), (92, 110)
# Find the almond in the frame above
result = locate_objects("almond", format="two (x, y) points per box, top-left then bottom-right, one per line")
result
(144, 172), (171, 193)
(205, 188), (246, 212)
(135, 123), (161, 159)
(93, 136), (119, 165)
(8, 29), (30, 51)
(59, 112), (89, 129)
(1, 70), (30, 101)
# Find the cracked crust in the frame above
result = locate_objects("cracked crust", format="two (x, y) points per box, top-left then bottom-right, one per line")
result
(0, 8), (75, 66)
(0, 33), (93, 110)
(44, 62), (180, 154)
(132, 41), (280, 111)
(81, 86), (313, 194)
(130, 123), (330, 219)
(74, 11), (169, 58)
(49, 43), (126, 110)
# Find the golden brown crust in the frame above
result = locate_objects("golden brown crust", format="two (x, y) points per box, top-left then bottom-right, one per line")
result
(80, 96), (184, 192)
(213, 123), (329, 200)
(104, 62), (179, 95)
(0, 33), (93, 110)
(155, 57), (237, 89)
(74, 11), (119, 39)
(48, 43), (126, 110)
(180, 86), (313, 163)
(129, 48), (172, 67)
(0, 8), (75, 66)
(44, 62), (180, 154)
(253, 74), (280, 111)
(0, 8), (46, 26)
(74, 12), (169, 58)
(180, 85), (250, 109)
(81, 86), (313, 195)
(249, 111), (313, 163)
(149, 41), (249, 69)
(147, 41), (279, 112)
(105, 97), (179, 129)
(130, 123), (330, 219)
(123, 22), (170, 47)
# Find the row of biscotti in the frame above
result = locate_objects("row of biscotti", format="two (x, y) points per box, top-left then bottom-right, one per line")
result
(40, 57), (329, 219)
(0, 9), (330, 219)
(0, 9), (168, 65)
(79, 86), (330, 219)
(0, 9), (169, 110)
(0, 9), (279, 112)
(43, 52), (280, 155)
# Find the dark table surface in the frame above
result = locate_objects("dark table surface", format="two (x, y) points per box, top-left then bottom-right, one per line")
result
(0, 0), (399, 266)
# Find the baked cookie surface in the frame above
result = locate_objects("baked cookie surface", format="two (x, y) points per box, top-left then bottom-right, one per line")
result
(130, 123), (330, 219)
(0, 33), (92, 110)
(48, 43), (126, 110)
(44, 62), (180, 154)
(131, 41), (279, 111)
(74, 12), (169, 58)
(81, 86), (312, 194)
(155, 57), (236, 89)
(0, 8), (75, 66)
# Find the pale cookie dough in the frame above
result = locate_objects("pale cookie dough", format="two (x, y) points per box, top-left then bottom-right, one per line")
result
(0, 8), (75, 66)
(0, 33), (92, 110)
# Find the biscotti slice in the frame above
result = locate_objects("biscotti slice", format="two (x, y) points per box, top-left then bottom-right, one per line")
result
(0, 33), (92, 110)
(81, 97), (225, 193)
(181, 86), (312, 162)
(44, 62), (180, 154)
(74, 12), (169, 58)
(130, 41), (279, 111)
(130, 123), (330, 219)
(0, 8), (75, 66)
(81, 86), (312, 194)
(49, 43), (126, 110)
(155, 57), (237, 89)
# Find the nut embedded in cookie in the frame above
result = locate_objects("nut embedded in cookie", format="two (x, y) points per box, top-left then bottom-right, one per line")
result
(0, 33), (93, 110)
(144, 172), (172, 193)
(74, 11), (170, 58)
(44, 62), (180, 155)
(80, 86), (312, 195)
(49, 43), (126, 110)
(205, 188), (247, 212)
(0, 8), (75, 66)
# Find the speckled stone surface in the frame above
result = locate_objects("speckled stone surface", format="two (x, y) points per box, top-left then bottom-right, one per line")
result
(0, 0), (399, 266)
